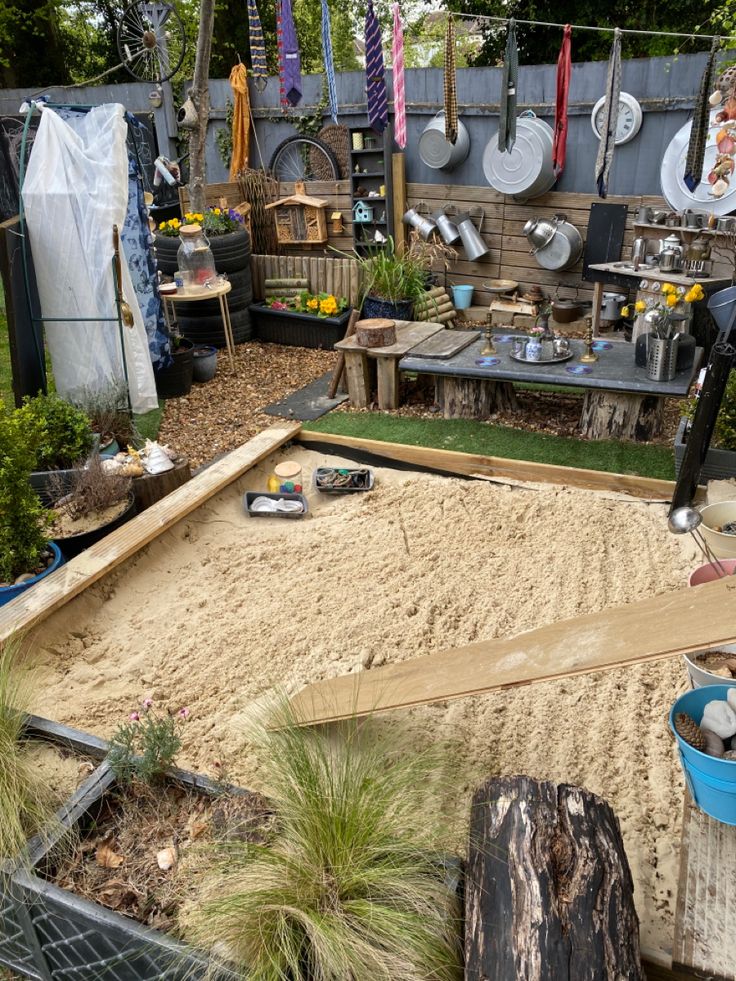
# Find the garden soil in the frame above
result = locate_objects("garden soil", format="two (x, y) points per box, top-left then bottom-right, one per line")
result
(27, 446), (698, 959)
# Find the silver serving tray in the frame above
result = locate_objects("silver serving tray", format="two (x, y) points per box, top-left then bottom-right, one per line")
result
(509, 350), (574, 365)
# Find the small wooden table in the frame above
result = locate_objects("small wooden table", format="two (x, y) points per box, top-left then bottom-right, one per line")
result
(335, 320), (445, 409)
(161, 280), (236, 371)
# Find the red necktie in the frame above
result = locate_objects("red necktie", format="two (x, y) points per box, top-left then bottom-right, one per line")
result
(553, 25), (572, 177)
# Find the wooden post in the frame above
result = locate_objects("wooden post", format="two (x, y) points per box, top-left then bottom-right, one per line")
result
(187, 0), (215, 215)
(579, 391), (664, 440)
(327, 309), (360, 399)
(436, 377), (518, 418)
(343, 350), (372, 408)
(392, 153), (407, 252)
(591, 281), (604, 338)
(465, 775), (643, 981)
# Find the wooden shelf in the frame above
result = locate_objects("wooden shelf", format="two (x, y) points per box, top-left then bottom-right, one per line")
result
(350, 147), (385, 155)
(352, 171), (385, 179)
(634, 221), (732, 239)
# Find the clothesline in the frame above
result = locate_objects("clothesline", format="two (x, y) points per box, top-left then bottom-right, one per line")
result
(445, 11), (733, 45)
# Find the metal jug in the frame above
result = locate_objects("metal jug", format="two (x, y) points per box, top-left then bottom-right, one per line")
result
(632, 237), (648, 268)
(682, 208), (705, 228)
(456, 207), (489, 261)
(432, 208), (461, 245)
(402, 207), (437, 241)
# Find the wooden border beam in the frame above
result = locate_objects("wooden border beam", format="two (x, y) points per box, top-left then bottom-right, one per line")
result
(0, 422), (300, 643)
(290, 576), (736, 726)
(298, 430), (686, 500)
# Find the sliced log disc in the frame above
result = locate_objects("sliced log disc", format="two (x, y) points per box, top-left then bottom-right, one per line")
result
(355, 318), (396, 348)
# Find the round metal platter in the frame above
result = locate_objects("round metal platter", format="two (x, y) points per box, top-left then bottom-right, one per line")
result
(509, 350), (574, 365)
(660, 109), (736, 217)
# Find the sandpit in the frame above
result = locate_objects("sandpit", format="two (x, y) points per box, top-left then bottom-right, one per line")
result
(27, 445), (697, 957)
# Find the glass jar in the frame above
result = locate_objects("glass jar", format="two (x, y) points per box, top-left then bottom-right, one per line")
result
(177, 224), (217, 288)
(268, 460), (303, 493)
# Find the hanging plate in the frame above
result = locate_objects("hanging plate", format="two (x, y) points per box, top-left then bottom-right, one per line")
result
(482, 117), (556, 200)
(661, 109), (736, 217)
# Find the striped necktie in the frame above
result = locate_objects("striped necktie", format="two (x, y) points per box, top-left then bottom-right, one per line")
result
(392, 3), (406, 149)
(321, 0), (339, 123)
(365, 0), (388, 133)
(246, 0), (268, 92)
(499, 18), (518, 152)
(444, 15), (457, 144)
(277, 0), (302, 107)
(595, 28), (622, 198)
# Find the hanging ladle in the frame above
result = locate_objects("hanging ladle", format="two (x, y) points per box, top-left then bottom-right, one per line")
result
(668, 506), (732, 577)
(112, 224), (134, 328)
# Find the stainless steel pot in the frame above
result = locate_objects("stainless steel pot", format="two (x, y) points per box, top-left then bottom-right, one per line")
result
(600, 292), (626, 321)
(482, 113), (555, 200)
(532, 215), (583, 271)
(419, 112), (471, 171)
(523, 216), (557, 251)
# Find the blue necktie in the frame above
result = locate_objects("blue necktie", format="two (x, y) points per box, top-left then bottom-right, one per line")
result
(321, 0), (339, 123)
(365, 0), (388, 133)
(246, 0), (268, 91)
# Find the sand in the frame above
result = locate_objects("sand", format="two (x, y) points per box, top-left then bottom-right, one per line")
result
(27, 446), (698, 958)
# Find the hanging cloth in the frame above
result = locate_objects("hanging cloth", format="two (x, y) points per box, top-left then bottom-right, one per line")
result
(444, 15), (457, 144)
(365, 0), (388, 133)
(498, 18), (518, 153)
(277, 0), (302, 107)
(321, 0), (339, 123)
(684, 36), (720, 192)
(594, 28), (622, 198)
(246, 0), (268, 92)
(552, 25), (572, 177)
(392, 3), (406, 149)
(229, 62), (251, 179)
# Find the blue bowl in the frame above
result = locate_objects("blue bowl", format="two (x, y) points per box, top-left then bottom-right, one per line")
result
(0, 543), (65, 608)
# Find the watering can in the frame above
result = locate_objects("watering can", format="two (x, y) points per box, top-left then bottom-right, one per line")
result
(456, 207), (488, 261)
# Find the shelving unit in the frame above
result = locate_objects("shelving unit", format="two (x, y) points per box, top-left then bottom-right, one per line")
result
(349, 125), (394, 254)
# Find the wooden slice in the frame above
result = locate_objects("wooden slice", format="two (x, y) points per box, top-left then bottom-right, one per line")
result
(355, 318), (396, 348)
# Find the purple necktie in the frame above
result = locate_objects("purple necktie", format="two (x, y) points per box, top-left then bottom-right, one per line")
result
(365, 0), (388, 133)
(278, 0), (302, 107)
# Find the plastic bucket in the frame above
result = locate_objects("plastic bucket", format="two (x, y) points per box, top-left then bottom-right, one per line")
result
(192, 345), (218, 382)
(699, 501), (736, 559)
(452, 285), (474, 309)
(669, 684), (736, 824)
(683, 643), (736, 687)
(689, 558), (736, 585)
(0, 543), (64, 608)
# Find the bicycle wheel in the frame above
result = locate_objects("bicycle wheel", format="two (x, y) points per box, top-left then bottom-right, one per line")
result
(117, 1), (186, 83)
(268, 135), (340, 183)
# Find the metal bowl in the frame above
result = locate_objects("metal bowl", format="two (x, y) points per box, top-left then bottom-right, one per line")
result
(484, 279), (519, 294)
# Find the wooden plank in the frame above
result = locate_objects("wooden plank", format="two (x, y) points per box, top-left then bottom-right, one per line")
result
(405, 329), (477, 359)
(376, 357), (400, 409)
(673, 799), (736, 981)
(0, 423), (300, 643)
(289, 573), (736, 727)
(392, 153), (407, 251)
(342, 350), (371, 408)
(364, 321), (444, 357)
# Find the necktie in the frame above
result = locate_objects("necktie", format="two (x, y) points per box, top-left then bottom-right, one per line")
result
(552, 25), (572, 177)
(392, 3), (406, 149)
(229, 62), (251, 179)
(246, 0), (268, 92)
(499, 19), (518, 153)
(684, 36), (720, 192)
(365, 0), (388, 133)
(444, 15), (457, 144)
(277, 0), (302, 108)
(321, 0), (339, 123)
(595, 28), (622, 198)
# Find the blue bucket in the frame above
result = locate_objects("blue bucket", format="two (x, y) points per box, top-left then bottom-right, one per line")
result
(452, 284), (474, 310)
(670, 684), (736, 825)
(0, 543), (65, 608)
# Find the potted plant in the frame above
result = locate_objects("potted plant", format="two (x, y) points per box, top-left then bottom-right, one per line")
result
(677, 367), (736, 480)
(155, 207), (253, 345)
(47, 454), (137, 559)
(0, 400), (64, 607)
(71, 382), (140, 457)
(350, 235), (439, 321)
(250, 290), (352, 349)
(17, 393), (94, 496)
(154, 331), (195, 400)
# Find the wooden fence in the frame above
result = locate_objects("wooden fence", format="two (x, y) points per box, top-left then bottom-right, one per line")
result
(250, 254), (360, 306)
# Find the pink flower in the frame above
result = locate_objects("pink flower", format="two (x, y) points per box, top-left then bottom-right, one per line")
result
(129, 711), (140, 722)
(271, 300), (287, 310)
(178, 706), (191, 719)
(142, 698), (153, 710)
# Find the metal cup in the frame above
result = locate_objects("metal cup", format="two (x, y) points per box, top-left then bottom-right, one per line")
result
(636, 205), (652, 224)
(682, 209), (705, 228)
(717, 216), (736, 233)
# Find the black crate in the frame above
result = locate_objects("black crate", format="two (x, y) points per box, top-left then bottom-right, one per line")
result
(249, 303), (351, 349)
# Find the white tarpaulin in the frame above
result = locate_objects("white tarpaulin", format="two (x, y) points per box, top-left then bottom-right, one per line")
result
(22, 103), (158, 413)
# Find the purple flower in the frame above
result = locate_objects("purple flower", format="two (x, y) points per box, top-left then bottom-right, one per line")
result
(129, 711), (140, 722)
(178, 706), (191, 719)
(142, 698), (153, 710)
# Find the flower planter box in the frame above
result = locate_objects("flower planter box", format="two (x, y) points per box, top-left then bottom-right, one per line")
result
(2, 721), (245, 981)
(674, 417), (736, 481)
(249, 302), (352, 349)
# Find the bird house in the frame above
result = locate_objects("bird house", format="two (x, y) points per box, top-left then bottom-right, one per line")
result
(353, 200), (374, 224)
(266, 180), (328, 244)
(330, 211), (344, 234)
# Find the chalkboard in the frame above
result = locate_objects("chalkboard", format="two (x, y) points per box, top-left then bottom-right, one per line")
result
(582, 202), (628, 280)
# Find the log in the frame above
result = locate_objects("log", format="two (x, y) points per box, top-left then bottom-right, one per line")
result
(465, 776), (643, 981)
(417, 309), (457, 325)
(264, 278), (309, 289)
(436, 376), (518, 418)
(132, 457), (192, 512)
(264, 288), (304, 299)
(327, 308), (360, 399)
(355, 318), (396, 348)
(415, 301), (454, 320)
(579, 390), (664, 441)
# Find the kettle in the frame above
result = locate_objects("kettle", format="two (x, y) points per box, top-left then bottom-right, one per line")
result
(659, 234), (683, 270)
(685, 235), (711, 262)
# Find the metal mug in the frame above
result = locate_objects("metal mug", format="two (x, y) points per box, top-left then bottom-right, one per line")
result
(553, 337), (570, 356)
(456, 207), (489, 261)
(636, 205), (652, 224)
(717, 216), (736, 233)
(665, 212), (681, 227)
(432, 209), (461, 245)
(682, 209), (705, 228)
(632, 238), (648, 267)
(650, 210), (668, 225)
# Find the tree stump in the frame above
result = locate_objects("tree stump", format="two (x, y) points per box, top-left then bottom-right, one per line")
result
(355, 318), (396, 348)
(132, 457), (191, 512)
(465, 775), (643, 981)
(579, 390), (664, 441)
(435, 377), (518, 419)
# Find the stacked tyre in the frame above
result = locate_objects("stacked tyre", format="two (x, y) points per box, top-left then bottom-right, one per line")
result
(154, 229), (253, 346)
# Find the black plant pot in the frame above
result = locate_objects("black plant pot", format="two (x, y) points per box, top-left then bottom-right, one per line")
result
(674, 417), (736, 481)
(155, 338), (194, 399)
(51, 494), (137, 560)
(250, 303), (352, 349)
(362, 296), (414, 321)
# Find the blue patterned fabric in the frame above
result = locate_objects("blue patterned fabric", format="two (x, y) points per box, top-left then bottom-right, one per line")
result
(321, 0), (339, 123)
(365, 0), (388, 133)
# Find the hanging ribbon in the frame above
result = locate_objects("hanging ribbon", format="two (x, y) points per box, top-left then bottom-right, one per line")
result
(245, 0), (268, 92)
(277, 0), (302, 108)
(444, 15), (458, 144)
(365, 0), (388, 133)
(392, 3), (406, 149)
(552, 24), (572, 177)
(498, 18), (518, 153)
(594, 28), (622, 198)
(229, 62), (251, 179)
(321, 0), (339, 122)
(684, 36), (720, 192)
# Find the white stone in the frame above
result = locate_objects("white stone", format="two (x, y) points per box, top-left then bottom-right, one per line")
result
(727, 688), (736, 714)
(144, 442), (174, 475)
(702, 699), (736, 739)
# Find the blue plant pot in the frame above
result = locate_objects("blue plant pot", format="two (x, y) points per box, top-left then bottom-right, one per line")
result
(192, 345), (218, 382)
(0, 543), (65, 608)
(362, 296), (414, 321)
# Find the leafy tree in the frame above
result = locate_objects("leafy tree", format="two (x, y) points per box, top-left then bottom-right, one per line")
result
(0, 0), (69, 88)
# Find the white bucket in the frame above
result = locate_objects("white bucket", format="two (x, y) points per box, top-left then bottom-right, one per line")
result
(683, 643), (736, 687)
(700, 501), (736, 558)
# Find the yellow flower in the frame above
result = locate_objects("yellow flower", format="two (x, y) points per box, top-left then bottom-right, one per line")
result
(666, 293), (678, 307)
(307, 297), (319, 310)
(634, 300), (647, 313)
(213, 207), (221, 215)
(195, 213), (204, 222)
(662, 283), (677, 296)
(320, 296), (337, 315)
(621, 305), (630, 318)
(691, 283), (705, 301)
(159, 221), (166, 230)
(684, 289), (696, 303)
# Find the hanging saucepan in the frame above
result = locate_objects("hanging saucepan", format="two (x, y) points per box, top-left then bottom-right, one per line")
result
(482, 112), (556, 201)
(531, 215), (583, 272)
(419, 112), (471, 171)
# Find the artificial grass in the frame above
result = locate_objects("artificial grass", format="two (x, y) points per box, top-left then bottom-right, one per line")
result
(303, 413), (676, 481)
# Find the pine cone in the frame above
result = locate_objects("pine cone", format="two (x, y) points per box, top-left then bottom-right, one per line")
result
(675, 712), (706, 751)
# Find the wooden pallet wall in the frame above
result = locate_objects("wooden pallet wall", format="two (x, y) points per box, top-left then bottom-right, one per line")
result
(250, 254), (360, 306)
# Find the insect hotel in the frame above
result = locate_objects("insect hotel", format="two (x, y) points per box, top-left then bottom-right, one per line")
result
(266, 181), (328, 245)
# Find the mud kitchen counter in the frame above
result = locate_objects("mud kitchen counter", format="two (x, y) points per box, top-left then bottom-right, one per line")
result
(399, 331), (703, 440)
